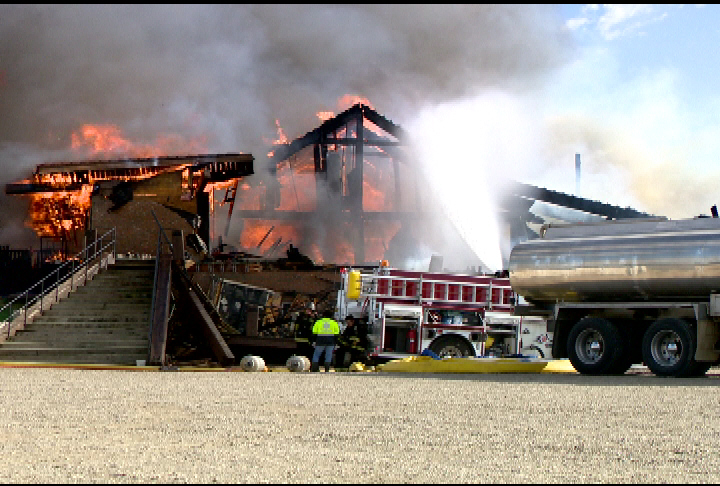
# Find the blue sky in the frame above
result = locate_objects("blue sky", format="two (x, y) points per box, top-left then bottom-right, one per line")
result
(549, 4), (720, 214)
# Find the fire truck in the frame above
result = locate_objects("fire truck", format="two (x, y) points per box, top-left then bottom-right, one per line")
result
(336, 261), (550, 363)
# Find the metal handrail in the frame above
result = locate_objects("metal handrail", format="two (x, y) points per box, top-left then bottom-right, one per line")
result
(148, 210), (174, 357)
(0, 227), (117, 338)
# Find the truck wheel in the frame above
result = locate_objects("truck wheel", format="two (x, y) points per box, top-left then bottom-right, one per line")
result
(567, 317), (625, 375)
(641, 318), (696, 377)
(429, 336), (474, 358)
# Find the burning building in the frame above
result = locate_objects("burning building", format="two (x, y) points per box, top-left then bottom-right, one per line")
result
(4, 103), (656, 272)
(230, 102), (489, 271)
(6, 153), (254, 257)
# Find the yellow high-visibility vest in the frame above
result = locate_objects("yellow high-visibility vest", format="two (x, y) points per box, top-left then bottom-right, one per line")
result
(312, 318), (340, 335)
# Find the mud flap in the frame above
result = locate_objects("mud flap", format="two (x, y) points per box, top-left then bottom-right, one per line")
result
(694, 304), (720, 362)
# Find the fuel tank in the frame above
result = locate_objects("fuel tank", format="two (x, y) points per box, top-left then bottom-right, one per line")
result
(508, 217), (720, 303)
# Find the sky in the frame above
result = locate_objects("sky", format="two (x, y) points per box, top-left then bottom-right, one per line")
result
(0, 5), (718, 270)
(408, 4), (720, 269)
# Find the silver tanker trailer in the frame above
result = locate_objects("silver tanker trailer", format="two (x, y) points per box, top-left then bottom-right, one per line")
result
(509, 216), (720, 377)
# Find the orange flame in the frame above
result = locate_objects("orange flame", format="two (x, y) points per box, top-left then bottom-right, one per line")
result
(25, 123), (212, 247)
(266, 119), (289, 158)
(71, 124), (207, 158)
(337, 94), (373, 111)
(25, 185), (93, 239)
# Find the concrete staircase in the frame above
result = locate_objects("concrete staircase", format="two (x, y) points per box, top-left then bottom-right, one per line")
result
(0, 259), (155, 365)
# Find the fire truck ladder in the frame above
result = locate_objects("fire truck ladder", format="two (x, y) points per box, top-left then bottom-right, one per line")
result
(370, 273), (513, 310)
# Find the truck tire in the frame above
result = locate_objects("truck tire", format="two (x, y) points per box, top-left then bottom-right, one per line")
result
(641, 318), (696, 377)
(429, 335), (474, 358)
(567, 317), (626, 375)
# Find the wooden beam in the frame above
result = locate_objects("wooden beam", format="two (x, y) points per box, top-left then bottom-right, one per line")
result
(173, 262), (235, 366)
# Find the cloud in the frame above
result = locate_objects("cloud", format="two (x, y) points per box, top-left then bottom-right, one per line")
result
(567, 4), (669, 40)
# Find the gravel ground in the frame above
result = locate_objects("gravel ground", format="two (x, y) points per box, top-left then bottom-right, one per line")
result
(1, 368), (719, 483)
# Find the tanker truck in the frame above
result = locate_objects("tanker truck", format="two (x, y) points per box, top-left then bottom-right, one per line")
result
(508, 215), (720, 377)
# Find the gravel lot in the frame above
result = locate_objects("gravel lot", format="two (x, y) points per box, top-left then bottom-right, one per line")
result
(0, 368), (719, 484)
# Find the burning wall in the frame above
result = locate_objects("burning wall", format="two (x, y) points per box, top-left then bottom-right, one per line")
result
(229, 103), (488, 271)
(7, 153), (254, 257)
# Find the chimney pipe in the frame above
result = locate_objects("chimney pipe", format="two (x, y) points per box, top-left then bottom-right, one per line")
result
(575, 153), (581, 197)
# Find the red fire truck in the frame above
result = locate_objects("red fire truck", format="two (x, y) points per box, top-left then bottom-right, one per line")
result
(336, 261), (550, 363)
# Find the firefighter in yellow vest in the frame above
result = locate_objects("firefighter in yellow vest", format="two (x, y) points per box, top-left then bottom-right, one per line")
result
(311, 309), (340, 372)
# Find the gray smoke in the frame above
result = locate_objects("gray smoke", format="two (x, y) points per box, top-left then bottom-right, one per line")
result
(0, 4), (571, 252)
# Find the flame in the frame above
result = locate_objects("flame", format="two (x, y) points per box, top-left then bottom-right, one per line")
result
(238, 221), (301, 255)
(314, 94), (386, 139)
(266, 119), (289, 158)
(337, 94), (373, 111)
(24, 123), (214, 249)
(71, 123), (207, 158)
(237, 94), (404, 264)
(25, 185), (93, 239)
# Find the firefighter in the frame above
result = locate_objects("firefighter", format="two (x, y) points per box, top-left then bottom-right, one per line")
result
(294, 302), (316, 341)
(335, 315), (365, 367)
(311, 309), (340, 372)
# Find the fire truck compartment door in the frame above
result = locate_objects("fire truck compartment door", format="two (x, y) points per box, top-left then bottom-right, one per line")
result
(383, 304), (423, 319)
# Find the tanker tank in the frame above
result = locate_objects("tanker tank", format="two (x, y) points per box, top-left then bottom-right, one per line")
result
(508, 217), (720, 304)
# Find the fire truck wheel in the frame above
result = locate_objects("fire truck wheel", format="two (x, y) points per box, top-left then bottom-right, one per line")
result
(429, 336), (473, 358)
(567, 317), (626, 375)
(642, 318), (697, 377)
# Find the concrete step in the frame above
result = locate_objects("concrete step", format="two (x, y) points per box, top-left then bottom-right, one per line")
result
(72, 285), (153, 293)
(0, 345), (148, 356)
(37, 312), (149, 320)
(43, 299), (152, 316)
(0, 353), (149, 365)
(88, 274), (154, 288)
(71, 283), (153, 291)
(50, 300), (153, 309)
(15, 329), (149, 338)
(0, 258), (159, 365)
(2, 339), (148, 348)
(69, 290), (153, 298)
(23, 319), (149, 328)
(53, 301), (153, 308)
(88, 273), (154, 287)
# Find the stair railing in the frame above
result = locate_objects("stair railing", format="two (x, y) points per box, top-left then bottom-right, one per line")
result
(0, 227), (117, 340)
(148, 211), (173, 365)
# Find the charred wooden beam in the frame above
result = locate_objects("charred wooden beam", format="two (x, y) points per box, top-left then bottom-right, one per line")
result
(505, 181), (657, 220)
(5, 183), (84, 194)
(35, 153), (253, 174)
(171, 261), (235, 366)
(270, 104), (404, 164)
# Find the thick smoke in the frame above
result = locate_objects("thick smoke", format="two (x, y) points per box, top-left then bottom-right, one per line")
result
(0, 4), (571, 261)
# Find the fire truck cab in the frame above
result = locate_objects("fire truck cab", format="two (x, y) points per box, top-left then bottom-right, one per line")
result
(336, 262), (551, 362)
